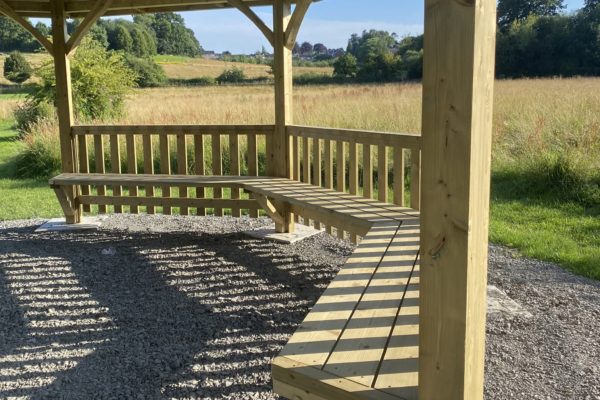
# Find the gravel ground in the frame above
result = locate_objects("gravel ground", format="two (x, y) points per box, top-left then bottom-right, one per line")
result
(0, 215), (598, 400)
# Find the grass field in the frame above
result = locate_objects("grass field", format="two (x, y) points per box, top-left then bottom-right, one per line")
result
(0, 78), (598, 279)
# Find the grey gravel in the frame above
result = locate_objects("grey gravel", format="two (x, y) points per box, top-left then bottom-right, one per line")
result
(0, 215), (598, 400)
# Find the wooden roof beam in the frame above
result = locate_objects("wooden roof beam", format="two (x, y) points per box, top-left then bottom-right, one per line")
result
(284, 0), (311, 49)
(0, 0), (54, 56)
(227, 0), (274, 47)
(66, 0), (114, 55)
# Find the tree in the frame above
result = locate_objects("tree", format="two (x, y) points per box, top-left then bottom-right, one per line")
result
(346, 30), (397, 65)
(134, 13), (202, 57)
(498, 0), (565, 31)
(300, 41), (313, 56)
(292, 43), (301, 55)
(313, 43), (328, 54)
(0, 16), (43, 52)
(32, 38), (136, 121)
(108, 24), (134, 53)
(333, 53), (358, 77)
(3, 51), (32, 84)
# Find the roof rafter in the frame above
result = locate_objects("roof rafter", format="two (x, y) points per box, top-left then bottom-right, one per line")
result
(0, 0), (54, 56)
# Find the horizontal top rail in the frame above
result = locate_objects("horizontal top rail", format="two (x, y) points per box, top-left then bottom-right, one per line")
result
(72, 124), (276, 136)
(288, 125), (422, 149)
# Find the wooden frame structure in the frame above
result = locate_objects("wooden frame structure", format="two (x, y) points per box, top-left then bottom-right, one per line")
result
(2, 1), (497, 399)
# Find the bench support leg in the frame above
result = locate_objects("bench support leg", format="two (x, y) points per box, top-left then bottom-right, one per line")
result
(254, 195), (295, 234)
(273, 200), (295, 234)
(52, 185), (81, 224)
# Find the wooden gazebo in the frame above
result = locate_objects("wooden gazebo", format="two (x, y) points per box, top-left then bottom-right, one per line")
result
(1, 0), (497, 399)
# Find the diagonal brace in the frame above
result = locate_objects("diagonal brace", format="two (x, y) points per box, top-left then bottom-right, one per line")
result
(52, 185), (81, 224)
(285, 0), (312, 49)
(254, 194), (285, 226)
(0, 0), (54, 56)
(66, 0), (113, 55)
(227, 0), (274, 47)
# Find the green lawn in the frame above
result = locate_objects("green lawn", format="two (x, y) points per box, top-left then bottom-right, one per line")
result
(0, 118), (598, 279)
(0, 120), (62, 220)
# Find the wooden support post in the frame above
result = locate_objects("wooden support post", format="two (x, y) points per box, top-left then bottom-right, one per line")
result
(51, 0), (81, 224)
(419, 0), (497, 399)
(270, 0), (295, 233)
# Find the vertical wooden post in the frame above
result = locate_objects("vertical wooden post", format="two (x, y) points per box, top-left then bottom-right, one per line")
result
(271, 0), (294, 233)
(419, 0), (497, 399)
(51, 0), (80, 224)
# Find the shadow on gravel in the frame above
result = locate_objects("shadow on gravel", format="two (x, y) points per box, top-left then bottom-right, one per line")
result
(0, 224), (340, 399)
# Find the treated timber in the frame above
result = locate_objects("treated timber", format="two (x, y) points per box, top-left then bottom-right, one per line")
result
(4, 0), (318, 19)
(419, 0), (497, 399)
(72, 124), (274, 136)
(284, 0), (311, 49)
(51, 0), (79, 223)
(288, 125), (422, 149)
(271, 0), (295, 232)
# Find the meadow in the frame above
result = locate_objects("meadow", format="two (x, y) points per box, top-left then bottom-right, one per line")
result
(0, 57), (598, 278)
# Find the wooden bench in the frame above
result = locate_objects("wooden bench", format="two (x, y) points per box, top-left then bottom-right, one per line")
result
(49, 173), (420, 400)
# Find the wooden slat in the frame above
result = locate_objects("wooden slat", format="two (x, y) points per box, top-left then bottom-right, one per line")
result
(159, 134), (171, 215)
(410, 150), (421, 211)
(336, 141), (346, 193)
(78, 135), (91, 213)
(363, 144), (373, 200)
(109, 134), (122, 213)
(73, 124), (275, 136)
(349, 140), (358, 196)
(194, 134), (206, 216)
(212, 133), (223, 216)
(142, 134), (155, 214)
(78, 195), (258, 210)
(293, 134), (300, 182)
(324, 139), (334, 234)
(247, 133), (259, 218)
(230, 133), (241, 217)
(288, 125), (422, 150)
(177, 133), (188, 216)
(50, 173), (270, 188)
(303, 136), (311, 184)
(313, 137), (322, 230)
(378, 145), (388, 203)
(126, 134), (138, 214)
(393, 147), (405, 207)
(323, 224), (419, 388)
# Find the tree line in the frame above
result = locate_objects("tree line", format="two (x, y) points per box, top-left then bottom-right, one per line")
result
(0, 12), (202, 58)
(333, 0), (600, 81)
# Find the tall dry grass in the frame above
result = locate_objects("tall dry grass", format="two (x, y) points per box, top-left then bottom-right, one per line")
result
(11, 78), (600, 202)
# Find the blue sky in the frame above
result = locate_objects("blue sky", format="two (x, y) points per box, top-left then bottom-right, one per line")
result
(181, 0), (587, 53)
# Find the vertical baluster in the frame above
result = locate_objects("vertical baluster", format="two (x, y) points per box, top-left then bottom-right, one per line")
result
(324, 140), (333, 190)
(212, 133), (223, 217)
(393, 146), (405, 207)
(302, 136), (310, 184)
(336, 141), (346, 193)
(411, 149), (421, 210)
(312, 137), (322, 230)
(126, 134), (138, 214)
(363, 144), (373, 199)
(110, 134), (122, 213)
(160, 134), (171, 215)
(194, 134), (206, 216)
(349, 140), (359, 242)
(293, 134), (300, 181)
(94, 135), (106, 214)
(78, 134), (90, 212)
(378, 144), (388, 203)
(230, 133), (241, 218)
(143, 134), (155, 214)
(177, 133), (188, 216)
(247, 133), (259, 218)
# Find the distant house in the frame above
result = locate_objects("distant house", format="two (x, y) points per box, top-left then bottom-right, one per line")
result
(203, 51), (219, 60)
